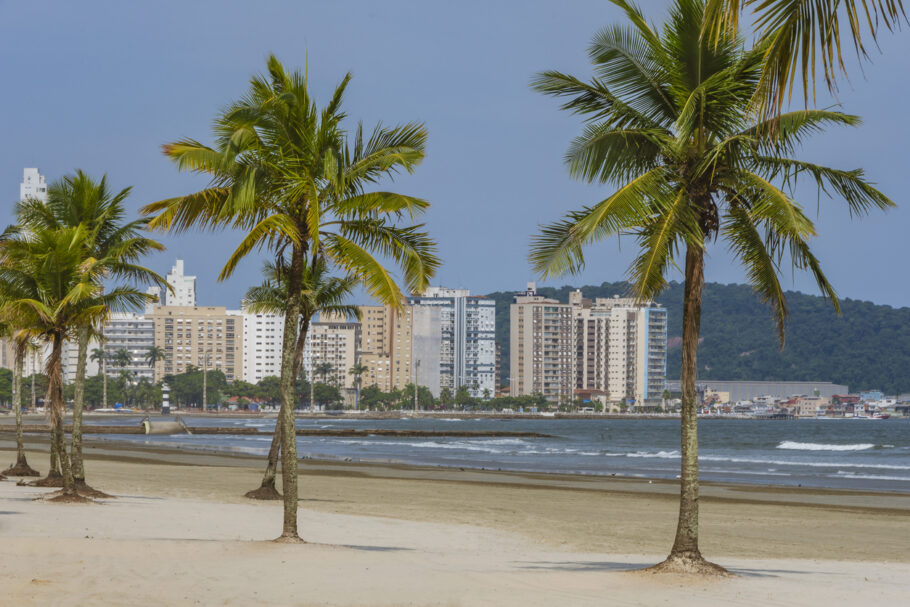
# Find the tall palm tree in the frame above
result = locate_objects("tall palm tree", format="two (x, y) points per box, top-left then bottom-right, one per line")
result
(141, 56), (439, 540)
(16, 170), (166, 485)
(90, 346), (108, 409)
(0, 223), (148, 500)
(704, 0), (906, 114)
(530, 0), (892, 573)
(145, 345), (166, 370)
(243, 257), (359, 500)
(348, 362), (369, 410)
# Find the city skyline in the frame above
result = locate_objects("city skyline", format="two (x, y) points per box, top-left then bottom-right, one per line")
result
(3, 1), (908, 309)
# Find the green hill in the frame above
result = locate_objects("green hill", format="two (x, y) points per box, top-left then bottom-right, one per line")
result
(487, 282), (910, 395)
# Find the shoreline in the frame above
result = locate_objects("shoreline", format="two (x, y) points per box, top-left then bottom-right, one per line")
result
(4, 426), (910, 496)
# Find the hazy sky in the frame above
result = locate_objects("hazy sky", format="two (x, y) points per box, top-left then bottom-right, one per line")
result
(2, 1), (908, 308)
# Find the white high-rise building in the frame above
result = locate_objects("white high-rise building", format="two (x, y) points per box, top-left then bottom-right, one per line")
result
(164, 260), (196, 307)
(20, 168), (48, 202)
(241, 308), (285, 383)
(408, 287), (496, 398)
(302, 314), (361, 389)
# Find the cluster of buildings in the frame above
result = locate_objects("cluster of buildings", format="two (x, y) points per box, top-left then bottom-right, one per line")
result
(697, 383), (906, 418)
(3, 169), (669, 408)
(509, 284), (668, 407)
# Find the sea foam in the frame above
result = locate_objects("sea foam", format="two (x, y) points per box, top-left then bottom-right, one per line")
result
(777, 441), (875, 452)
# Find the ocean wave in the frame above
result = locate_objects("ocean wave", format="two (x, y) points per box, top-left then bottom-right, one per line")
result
(834, 472), (910, 482)
(777, 441), (876, 451)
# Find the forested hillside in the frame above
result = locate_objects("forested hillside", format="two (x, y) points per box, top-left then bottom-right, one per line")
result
(488, 282), (910, 394)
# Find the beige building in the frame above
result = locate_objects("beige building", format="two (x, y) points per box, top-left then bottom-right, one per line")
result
(571, 291), (667, 405)
(509, 283), (574, 403)
(303, 316), (360, 389)
(149, 306), (243, 382)
(358, 305), (414, 392)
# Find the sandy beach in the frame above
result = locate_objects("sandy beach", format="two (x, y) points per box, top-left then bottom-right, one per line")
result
(2, 438), (909, 606)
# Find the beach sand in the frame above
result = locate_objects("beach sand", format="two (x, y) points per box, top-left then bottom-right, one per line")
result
(2, 440), (909, 606)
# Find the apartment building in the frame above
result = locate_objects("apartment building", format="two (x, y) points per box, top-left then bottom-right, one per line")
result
(100, 313), (156, 382)
(358, 305), (414, 392)
(149, 306), (243, 382)
(509, 283), (574, 403)
(242, 309), (284, 383)
(571, 291), (667, 405)
(302, 315), (360, 389)
(407, 287), (496, 398)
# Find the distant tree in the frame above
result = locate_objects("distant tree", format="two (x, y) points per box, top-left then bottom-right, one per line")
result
(454, 385), (472, 408)
(145, 345), (166, 369)
(439, 387), (452, 408)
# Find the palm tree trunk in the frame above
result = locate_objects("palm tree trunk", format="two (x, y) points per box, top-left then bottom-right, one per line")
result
(275, 245), (305, 540)
(47, 332), (77, 497)
(652, 245), (724, 575)
(71, 326), (89, 482)
(102, 360), (107, 409)
(4, 345), (39, 476)
(247, 315), (310, 501)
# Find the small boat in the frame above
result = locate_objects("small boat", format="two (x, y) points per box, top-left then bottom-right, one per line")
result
(872, 412), (891, 420)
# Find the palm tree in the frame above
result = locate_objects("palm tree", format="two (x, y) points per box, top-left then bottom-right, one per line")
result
(704, 0), (906, 115)
(348, 362), (369, 410)
(112, 348), (133, 371)
(530, 0), (892, 573)
(142, 56), (439, 540)
(90, 346), (108, 409)
(0, 223), (148, 500)
(16, 170), (165, 486)
(242, 257), (359, 500)
(314, 362), (334, 386)
(0, 326), (40, 476)
(145, 345), (166, 370)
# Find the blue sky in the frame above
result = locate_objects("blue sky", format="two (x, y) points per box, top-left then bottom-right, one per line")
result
(2, 1), (907, 307)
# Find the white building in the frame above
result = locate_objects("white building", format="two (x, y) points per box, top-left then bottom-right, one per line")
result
(101, 313), (156, 382)
(20, 168), (48, 202)
(241, 308), (284, 383)
(160, 259), (196, 307)
(408, 287), (496, 398)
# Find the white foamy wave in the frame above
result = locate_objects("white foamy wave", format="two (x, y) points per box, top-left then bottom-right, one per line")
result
(777, 441), (875, 451)
(626, 450), (680, 459)
(834, 472), (910, 482)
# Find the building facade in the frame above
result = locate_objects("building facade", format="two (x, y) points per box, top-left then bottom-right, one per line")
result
(510, 285), (667, 405)
(20, 168), (48, 202)
(149, 306), (243, 382)
(570, 291), (666, 405)
(509, 283), (574, 403)
(241, 309), (284, 383)
(407, 287), (496, 398)
(302, 317), (360, 389)
(100, 313), (156, 382)
(358, 305), (415, 392)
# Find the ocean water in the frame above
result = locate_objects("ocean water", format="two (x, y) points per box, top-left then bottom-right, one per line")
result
(86, 416), (910, 492)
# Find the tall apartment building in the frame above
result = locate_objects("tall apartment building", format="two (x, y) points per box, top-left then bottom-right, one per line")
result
(149, 306), (243, 382)
(570, 291), (667, 405)
(100, 313), (156, 382)
(241, 309), (284, 383)
(509, 283), (574, 403)
(407, 287), (496, 398)
(20, 168), (48, 202)
(302, 315), (360, 389)
(148, 259), (196, 308)
(358, 305), (414, 392)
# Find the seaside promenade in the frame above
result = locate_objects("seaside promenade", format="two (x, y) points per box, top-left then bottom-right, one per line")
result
(2, 441), (909, 606)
